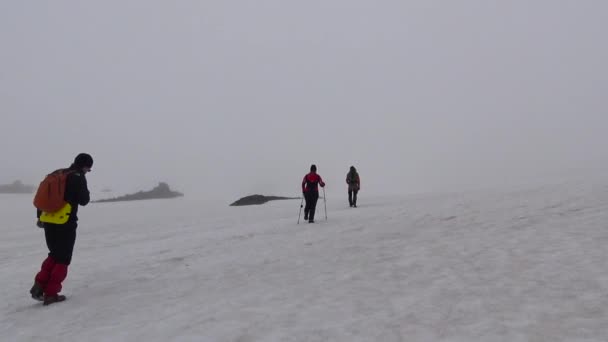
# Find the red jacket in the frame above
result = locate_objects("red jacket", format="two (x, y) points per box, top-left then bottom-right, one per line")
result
(302, 172), (325, 192)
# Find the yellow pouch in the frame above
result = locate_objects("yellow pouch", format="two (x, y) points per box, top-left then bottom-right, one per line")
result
(40, 203), (72, 224)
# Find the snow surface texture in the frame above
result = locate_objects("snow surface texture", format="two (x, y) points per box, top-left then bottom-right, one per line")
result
(2, 182), (608, 342)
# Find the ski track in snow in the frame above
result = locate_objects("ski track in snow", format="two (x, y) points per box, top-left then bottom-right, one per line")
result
(2, 181), (608, 341)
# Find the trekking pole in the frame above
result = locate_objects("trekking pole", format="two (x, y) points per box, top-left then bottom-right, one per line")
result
(323, 187), (328, 221)
(297, 196), (304, 224)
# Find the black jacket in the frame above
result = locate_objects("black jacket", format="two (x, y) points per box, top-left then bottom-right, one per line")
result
(63, 164), (90, 222)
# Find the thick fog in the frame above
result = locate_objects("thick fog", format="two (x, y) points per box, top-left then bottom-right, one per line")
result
(1, 1), (607, 202)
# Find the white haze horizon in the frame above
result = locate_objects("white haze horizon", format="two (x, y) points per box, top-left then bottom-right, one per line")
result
(2, 1), (607, 202)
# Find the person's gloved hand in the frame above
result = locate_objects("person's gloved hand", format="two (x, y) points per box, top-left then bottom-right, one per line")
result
(36, 220), (44, 228)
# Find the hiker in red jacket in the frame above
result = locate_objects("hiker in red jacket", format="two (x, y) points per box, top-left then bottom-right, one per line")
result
(302, 164), (325, 223)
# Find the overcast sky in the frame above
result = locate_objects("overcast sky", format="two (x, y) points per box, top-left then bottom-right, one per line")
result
(1, 1), (607, 202)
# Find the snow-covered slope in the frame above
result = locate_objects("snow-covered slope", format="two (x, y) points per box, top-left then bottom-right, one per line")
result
(2, 181), (608, 341)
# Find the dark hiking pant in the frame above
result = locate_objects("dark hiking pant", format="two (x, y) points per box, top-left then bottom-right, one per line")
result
(304, 191), (319, 222)
(35, 222), (77, 296)
(349, 189), (358, 207)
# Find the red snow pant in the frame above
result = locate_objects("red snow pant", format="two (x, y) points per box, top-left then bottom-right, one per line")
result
(35, 222), (77, 296)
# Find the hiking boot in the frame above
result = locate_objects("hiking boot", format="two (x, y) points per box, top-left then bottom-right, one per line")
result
(304, 213), (308, 220)
(43, 294), (66, 306)
(30, 282), (44, 301)
(308, 219), (314, 223)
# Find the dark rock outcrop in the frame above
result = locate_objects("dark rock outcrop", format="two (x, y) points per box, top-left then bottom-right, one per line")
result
(230, 194), (298, 206)
(0, 180), (35, 194)
(94, 182), (183, 203)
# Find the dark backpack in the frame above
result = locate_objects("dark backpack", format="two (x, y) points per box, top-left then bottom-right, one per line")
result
(348, 171), (358, 184)
(305, 176), (319, 189)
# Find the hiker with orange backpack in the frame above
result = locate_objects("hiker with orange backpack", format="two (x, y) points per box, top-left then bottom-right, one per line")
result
(30, 153), (93, 305)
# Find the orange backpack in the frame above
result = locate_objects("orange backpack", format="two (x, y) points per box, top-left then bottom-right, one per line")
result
(33, 169), (74, 213)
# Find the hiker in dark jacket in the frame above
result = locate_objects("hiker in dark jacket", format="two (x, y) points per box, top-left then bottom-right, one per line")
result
(302, 164), (325, 223)
(30, 153), (92, 305)
(346, 166), (360, 207)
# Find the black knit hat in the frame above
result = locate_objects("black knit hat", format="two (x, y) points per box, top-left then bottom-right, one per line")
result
(310, 164), (317, 172)
(74, 153), (94, 168)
